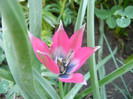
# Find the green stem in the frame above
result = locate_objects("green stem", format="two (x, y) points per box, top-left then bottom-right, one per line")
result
(87, 0), (100, 99)
(75, 60), (133, 99)
(64, 83), (71, 95)
(98, 18), (106, 99)
(59, 81), (64, 99)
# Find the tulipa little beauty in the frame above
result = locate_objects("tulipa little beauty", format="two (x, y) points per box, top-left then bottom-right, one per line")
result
(28, 21), (100, 85)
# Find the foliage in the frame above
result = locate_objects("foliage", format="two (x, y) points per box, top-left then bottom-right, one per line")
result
(95, 5), (133, 28)
(0, 0), (133, 99)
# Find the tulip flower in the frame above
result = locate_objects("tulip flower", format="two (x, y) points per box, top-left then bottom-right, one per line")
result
(28, 21), (100, 85)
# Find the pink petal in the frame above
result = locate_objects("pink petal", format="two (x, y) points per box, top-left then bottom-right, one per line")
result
(59, 73), (86, 85)
(28, 31), (51, 56)
(68, 24), (85, 52)
(66, 46), (100, 74)
(52, 21), (69, 55)
(37, 50), (60, 74)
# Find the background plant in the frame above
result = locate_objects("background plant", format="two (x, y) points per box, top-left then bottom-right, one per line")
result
(0, 0), (133, 99)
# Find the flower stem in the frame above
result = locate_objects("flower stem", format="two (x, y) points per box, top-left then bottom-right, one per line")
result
(64, 83), (71, 95)
(87, 0), (101, 99)
(59, 81), (64, 99)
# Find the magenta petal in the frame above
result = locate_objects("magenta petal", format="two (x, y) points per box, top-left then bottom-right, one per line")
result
(66, 46), (100, 74)
(28, 31), (51, 56)
(59, 73), (87, 85)
(52, 21), (69, 54)
(69, 24), (85, 52)
(37, 50), (60, 74)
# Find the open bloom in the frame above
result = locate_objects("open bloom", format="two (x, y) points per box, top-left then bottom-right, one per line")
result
(28, 21), (100, 85)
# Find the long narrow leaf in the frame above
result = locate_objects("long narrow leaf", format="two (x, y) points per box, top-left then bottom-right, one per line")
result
(103, 33), (131, 97)
(0, 0), (39, 98)
(98, 18), (106, 99)
(28, 0), (50, 97)
(75, 60), (133, 98)
(28, 0), (42, 72)
(74, 0), (88, 32)
(87, 0), (100, 98)
(29, 0), (42, 38)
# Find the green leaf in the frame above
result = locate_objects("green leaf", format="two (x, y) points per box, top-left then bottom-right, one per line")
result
(116, 17), (131, 28)
(33, 68), (60, 99)
(29, 0), (42, 38)
(0, 68), (14, 82)
(28, 0), (42, 72)
(111, 5), (123, 15)
(106, 16), (116, 29)
(124, 6), (133, 18)
(42, 10), (57, 28)
(0, 32), (3, 49)
(75, 60), (133, 99)
(74, 0), (88, 32)
(115, 9), (125, 16)
(125, 54), (133, 64)
(95, 8), (110, 19)
(6, 84), (20, 99)
(0, 80), (9, 93)
(0, 0), (40, 98)
(0, 48), (5, 64)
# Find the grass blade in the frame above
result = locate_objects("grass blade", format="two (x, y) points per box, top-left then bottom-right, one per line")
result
(103, 33), (131, 97)
(98, 19), (106, 99)
(74, 0), (88, 32)
(75, 60), (133, 98)
(111, 82), (128, 99)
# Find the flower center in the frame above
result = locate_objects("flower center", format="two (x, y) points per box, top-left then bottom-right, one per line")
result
(55, 50), (73, 74)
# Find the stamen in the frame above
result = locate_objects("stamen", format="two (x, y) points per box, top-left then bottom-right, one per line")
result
(65, 50), (74, 67)
(55, 50), (74, 74)
(65, 50), (73, 62)
(58, 57), (63, 66)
